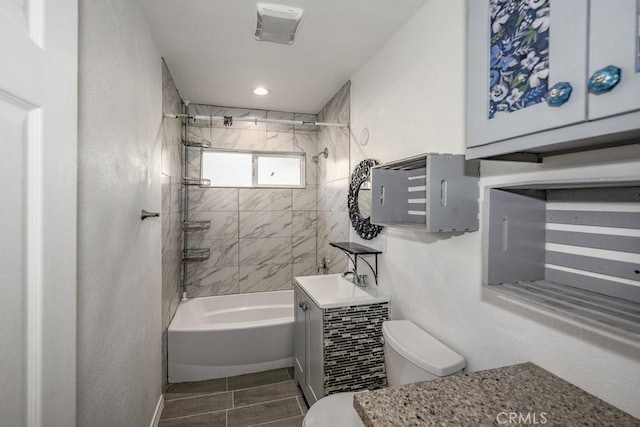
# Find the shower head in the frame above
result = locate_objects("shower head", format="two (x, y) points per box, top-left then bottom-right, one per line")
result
(311, 147), (329, 162)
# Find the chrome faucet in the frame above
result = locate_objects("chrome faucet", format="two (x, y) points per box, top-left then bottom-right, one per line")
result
(342, 270), (368, 287)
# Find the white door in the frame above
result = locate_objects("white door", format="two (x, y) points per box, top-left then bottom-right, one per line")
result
(0, 1), (77, 426)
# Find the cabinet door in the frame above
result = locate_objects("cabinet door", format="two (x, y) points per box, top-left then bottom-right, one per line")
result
(467, 0), (588, 147)
(293, 286), (306, 389)
(306, 298), (324, 404)
(588, 0), (640, 120)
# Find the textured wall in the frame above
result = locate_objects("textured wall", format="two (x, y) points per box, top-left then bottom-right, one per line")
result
(77, 0), (163, 425)
(161, 61), (183, 391)
(183, 105), (318, 297)
(349, 0), (640, 418)
(317, 83), (352, 274)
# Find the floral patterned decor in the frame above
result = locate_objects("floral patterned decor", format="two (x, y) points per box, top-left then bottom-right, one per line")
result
(489, 0), (550, 119)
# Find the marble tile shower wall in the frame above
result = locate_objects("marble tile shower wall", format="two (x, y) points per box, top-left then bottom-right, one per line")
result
(161, 61), (183, 390)
(183, 104), (319, 297)
(317, 82), (351, 274)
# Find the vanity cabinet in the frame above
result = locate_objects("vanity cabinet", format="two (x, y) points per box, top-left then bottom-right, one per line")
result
(293, 280), (389, 406)
(467, 0), (640, 160)
(293, 284), (323, 404)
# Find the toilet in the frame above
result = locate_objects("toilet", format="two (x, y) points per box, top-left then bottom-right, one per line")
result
(302, 320), (466, 427)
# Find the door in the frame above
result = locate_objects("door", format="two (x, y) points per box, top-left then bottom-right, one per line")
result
(0, 1), (77, 426)
(305, 298), (324, 404)
(467, 0), (589, 147)
(293, 285), (307, 389)
(588, 0), (640, 120)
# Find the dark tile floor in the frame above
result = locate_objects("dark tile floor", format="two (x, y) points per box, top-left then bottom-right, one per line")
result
(160, 367), (309, 427)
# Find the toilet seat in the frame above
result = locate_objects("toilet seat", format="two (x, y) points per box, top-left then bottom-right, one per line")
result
(302, 392), (364, 427)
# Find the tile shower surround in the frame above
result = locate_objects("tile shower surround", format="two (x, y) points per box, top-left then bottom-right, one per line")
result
(183, 83), (351, 298)
(183, 106), (319, 298)
(317, 82), (352, 275)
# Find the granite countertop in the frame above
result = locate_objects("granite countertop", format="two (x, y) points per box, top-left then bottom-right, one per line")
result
(353, 362), (639, 426)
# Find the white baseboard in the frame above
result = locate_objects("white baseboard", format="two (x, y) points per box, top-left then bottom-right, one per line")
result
(150, 394), (164, 427)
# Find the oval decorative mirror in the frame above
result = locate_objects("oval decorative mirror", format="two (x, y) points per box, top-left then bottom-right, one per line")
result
(348, 159), (383, 240)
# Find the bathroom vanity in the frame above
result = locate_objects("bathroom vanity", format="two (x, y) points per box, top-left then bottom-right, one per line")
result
(293, 274), (390, 406)
(353, 362), (639, 426)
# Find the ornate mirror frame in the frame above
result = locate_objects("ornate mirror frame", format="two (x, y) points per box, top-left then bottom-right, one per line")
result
(348, 159), (383, 240)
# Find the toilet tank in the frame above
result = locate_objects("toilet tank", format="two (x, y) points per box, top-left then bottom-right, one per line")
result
(382, 320), (466, 387)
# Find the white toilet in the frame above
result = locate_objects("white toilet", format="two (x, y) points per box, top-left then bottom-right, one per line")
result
(302, 320), (466, 427)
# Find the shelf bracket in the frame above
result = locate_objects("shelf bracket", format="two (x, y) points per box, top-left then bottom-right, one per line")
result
(329, 241), (381, 285)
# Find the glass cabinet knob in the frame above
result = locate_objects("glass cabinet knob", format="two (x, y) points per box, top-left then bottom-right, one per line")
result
(588, 65), (621, 94)
(546, 82), (573, 107)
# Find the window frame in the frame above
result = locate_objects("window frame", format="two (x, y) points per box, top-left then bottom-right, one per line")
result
(200, 148), (306, 189)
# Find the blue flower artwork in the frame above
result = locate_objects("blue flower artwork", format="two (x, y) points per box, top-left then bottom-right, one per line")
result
(488, 0), (550, 119)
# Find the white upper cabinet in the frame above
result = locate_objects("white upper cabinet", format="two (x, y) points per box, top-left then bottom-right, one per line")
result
(467, 0), (588, 147)
(588, 0), (640, 120)
(466, 0), (640, 160)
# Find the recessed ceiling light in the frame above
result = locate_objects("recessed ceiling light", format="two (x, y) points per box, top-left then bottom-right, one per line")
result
(253, 87), (270, 96)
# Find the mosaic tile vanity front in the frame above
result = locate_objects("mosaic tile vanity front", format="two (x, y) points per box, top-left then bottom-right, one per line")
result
(323, 302), (389, 395)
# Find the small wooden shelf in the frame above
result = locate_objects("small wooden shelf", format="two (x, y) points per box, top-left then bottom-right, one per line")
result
(371, 153), (479, 232)
(330, 241), (381, 284)
(330, 242), (382, 255)
(486, 281), (640, 339)
(484, 181), (640, 338)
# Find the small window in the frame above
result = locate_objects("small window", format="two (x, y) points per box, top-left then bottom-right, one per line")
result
(201, 149), (305, 188)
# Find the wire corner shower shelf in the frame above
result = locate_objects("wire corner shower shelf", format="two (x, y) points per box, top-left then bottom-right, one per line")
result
(182, 139), (211, 148)
(182, 248), (210, 262)
(182, 220), (211, 232)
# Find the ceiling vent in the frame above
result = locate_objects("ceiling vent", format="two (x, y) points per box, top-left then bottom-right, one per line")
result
(254, 3), (304, 45)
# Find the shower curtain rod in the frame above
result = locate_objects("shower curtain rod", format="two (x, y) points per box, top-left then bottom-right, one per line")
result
(163, 113), (349, 128)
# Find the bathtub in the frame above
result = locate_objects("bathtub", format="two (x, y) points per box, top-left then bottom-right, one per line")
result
(168, 290), (294, 383)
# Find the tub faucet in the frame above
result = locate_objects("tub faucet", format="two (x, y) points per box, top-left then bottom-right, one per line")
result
(318, 257), (329, 274)
(342, 270), (368, 287)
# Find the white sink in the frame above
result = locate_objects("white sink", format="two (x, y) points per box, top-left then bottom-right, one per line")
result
(294, 274), (390, 309)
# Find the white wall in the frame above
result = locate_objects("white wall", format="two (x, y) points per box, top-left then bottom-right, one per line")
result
(350, 0), (640, 418)
(78, 0), (163, 425)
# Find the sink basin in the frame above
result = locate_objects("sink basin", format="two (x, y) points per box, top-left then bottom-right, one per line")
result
(294, 274), (390, 309)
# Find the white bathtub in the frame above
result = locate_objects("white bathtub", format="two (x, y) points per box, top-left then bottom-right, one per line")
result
(168, 290), (294, 383)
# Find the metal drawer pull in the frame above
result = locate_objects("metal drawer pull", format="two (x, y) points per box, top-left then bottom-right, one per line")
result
(546, 82), (573, 107)
(588, 65), (621, 94)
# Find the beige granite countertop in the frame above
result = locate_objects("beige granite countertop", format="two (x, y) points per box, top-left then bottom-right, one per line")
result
(353, 362), (639, 426)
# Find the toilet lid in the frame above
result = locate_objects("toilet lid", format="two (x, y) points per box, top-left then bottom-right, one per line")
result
(303, 392), (364, 427)
(383, 320), (466, 376)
